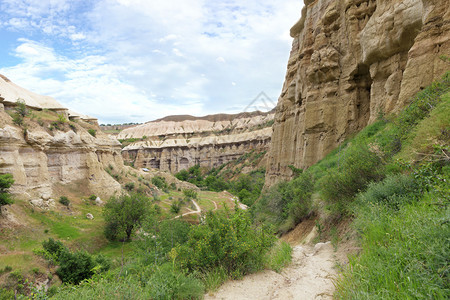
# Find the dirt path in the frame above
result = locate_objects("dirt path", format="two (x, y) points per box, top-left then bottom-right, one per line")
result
(174, 199), (201, 219)
(205, 241), (338, 300)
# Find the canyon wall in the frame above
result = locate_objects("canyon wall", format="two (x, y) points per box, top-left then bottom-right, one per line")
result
(120, 112), (274, 173)
(0, 76), (123, 200)
(266, 0), (450, 186)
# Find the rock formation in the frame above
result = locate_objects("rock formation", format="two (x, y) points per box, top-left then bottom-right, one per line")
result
(266, 0), (449, 186)
(0, 75), (123, 199)
(120, 112), (274, 173)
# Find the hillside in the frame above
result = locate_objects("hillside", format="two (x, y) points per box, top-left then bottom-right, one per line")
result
(120, 111), (274, 173)
(266, 0), (450, 186)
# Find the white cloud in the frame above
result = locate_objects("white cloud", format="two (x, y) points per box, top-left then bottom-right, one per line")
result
(0, 0), (302, 123)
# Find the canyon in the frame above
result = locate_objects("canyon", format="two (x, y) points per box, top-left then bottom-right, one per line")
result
(1, 0), (449, 196)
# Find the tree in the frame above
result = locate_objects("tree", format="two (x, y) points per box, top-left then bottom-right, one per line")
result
(103, 193), (150, 241)
(0, 174), (14, 213)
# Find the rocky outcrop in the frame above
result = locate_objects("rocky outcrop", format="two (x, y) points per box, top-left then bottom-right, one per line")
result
(0, 77), (123, 199)
(121, 112), (274, 172)
(266, 0), (450, 186)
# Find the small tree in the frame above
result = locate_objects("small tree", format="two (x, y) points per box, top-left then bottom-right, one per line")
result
(15, 99), (28, 117)
(0, 174), (14, 213)
(103, 193), (149, 241)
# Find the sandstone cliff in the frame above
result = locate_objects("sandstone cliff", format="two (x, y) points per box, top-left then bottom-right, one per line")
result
(0, 75), (123, 199)
(120, 112), (274, 173)
(266, 0), (449, 186)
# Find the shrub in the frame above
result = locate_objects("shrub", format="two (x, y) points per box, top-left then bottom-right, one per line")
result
(183, 189), (198, 200)
(124, 182), (135, 191)
(88, 129), (96, 137)
(12, 114), (24, 126)
(170, 201), (181, 215)
(176, 208), (276, 278)
(254, 172), (314, 233)
(57, 251), (95, 284)
(89, 194), (97, 201)
(0, 174), (14, 212)
(59, 196), (70, 206)
(356, 174), (420, 210)
(15, 99), (28, 117)
(57, 114), (67, 124)
(151, 176), (167, 189)
(40, 238), (110, 285)
(319, 144), (385, 214)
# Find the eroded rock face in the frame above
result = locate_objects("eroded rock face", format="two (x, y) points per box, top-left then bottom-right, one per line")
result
(121, 112), (274, 173)
(0, 79), (123, 199)
(266, 0), (449, 186)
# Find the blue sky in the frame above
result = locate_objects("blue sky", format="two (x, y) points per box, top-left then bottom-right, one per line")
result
(0, 0), (301, 124)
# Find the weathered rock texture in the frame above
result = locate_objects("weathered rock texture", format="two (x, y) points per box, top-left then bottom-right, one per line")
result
(0, 77), (123, 199)
(266, 0), (449, 186)
(120, 112), (274, 173)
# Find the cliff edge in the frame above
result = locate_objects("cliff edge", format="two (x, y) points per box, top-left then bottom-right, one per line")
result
(266, 0), (449, 186)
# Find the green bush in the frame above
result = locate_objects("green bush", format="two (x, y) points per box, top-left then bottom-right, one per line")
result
(151, 176), (167, 189)
(57, 251), (95, 285)
(319, 145), (385, 214)
(87, 129), (96, 137)
(357, 174), (420, 210)
(0, 174), (14, 211)
(183, 189), (198, 200)
(124, 182), (135, 191)
(41, 238), (111, 285)
(15, 99), (28, 117)
(176, 208), (275, 278)
(254, 172), (314, 233)
(88, 194), (97, 201)
(59, 196), (70, 206)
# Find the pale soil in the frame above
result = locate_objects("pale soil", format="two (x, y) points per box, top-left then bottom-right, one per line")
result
(205, 222), (354, 300)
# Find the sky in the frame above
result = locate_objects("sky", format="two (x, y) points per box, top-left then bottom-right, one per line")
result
(0, 0), (302, 124)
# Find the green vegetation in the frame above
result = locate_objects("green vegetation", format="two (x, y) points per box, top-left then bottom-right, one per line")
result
(87, 129), (96, 137)
(254, 171), (314, 234)
(248, 73), (449, 298)
(37, 238), (111, 284)
(58, 196), (70, 206)
(175, 164), (266, 206)
(0, 174), (14, 212)
(151, 176), (168, 189)
(103, 193), (151, 241)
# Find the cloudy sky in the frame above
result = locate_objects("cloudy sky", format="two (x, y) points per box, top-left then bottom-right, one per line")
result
(0, 0), (301, 124)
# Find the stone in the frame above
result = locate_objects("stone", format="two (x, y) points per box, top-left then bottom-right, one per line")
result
(265, 0), (450, 187)
(0, 76), (123, 199)
(120, 111), (274, 173)
(29, 199), (55, 210)
(95, 197), (104, 206)
(86, 213), (94, 220)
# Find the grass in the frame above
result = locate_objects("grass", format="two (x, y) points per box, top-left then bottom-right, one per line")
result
(266, 241), (293, 273)
(333, 77), (450, 299)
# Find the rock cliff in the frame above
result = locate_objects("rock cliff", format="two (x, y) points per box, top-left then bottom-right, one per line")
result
(0, 75), (123, 199)
(266, 0), (449, 186)
(120, 112), (274, 173)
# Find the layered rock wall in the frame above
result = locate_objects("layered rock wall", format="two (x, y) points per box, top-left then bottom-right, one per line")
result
(266, 0), (449, 186)
(121, 112), (274, 173)
(0, 78), (123, 199)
